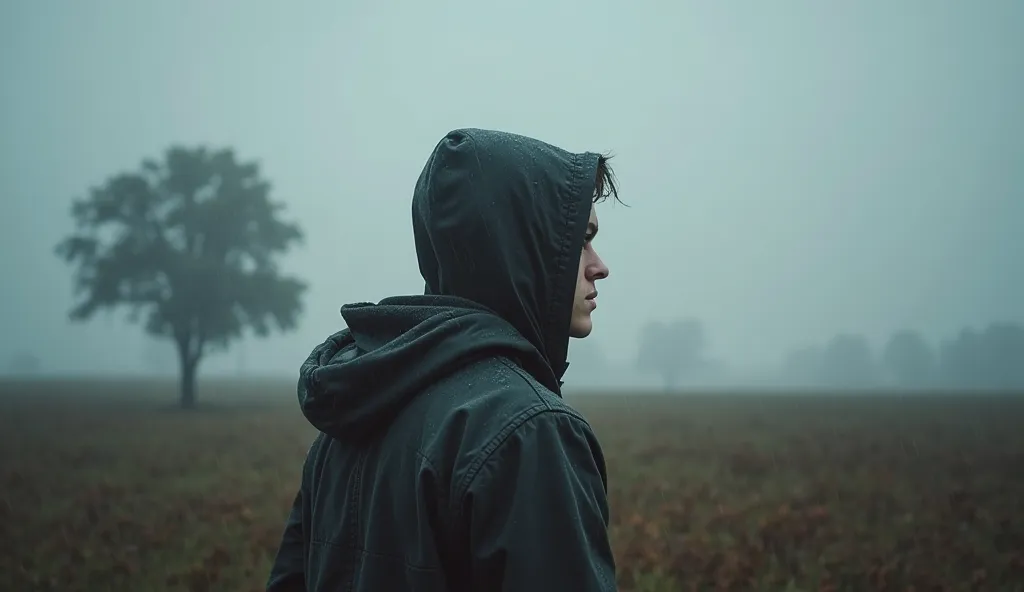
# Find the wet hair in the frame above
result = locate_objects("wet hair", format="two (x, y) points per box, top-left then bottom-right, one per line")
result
(593, 154), (625, 206)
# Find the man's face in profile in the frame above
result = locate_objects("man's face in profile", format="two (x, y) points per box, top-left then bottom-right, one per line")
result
(569, 204), (609, 339)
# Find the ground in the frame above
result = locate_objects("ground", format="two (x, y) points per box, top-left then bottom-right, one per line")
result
(1, 379), (1023, 591)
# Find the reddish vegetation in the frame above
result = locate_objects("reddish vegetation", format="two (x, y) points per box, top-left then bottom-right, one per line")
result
(1, 380), (1022, 591)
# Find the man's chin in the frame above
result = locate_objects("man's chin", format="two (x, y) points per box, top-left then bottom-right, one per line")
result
(568, 319), (593, 339)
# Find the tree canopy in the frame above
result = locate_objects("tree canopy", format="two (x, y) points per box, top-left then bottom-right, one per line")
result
(56, 146), (307, 407)
(637, 318), (709, 390)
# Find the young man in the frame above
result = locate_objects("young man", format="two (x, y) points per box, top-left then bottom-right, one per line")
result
(267, 128), (619, 591)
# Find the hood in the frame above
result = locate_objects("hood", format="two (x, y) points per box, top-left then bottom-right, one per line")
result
(299, 129), (599, 442)
(299, 295), (549, 442)
(413, 128), (599, 386)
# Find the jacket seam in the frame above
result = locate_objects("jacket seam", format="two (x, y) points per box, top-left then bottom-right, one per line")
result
(499, 358), (591, 425)
(450, 362), (592, 518)
(451, 403), (548, 509)
(451, 405), (595, 519)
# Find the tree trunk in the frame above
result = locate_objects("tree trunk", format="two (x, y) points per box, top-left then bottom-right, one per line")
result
(179, 356), (199, 409)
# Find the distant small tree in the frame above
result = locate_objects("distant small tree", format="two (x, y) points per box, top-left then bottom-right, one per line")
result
(939, 322), (1024, 389)
(882, 329), (935, 388)
(819, 333), (877, 388)
(636, 318), (707, 391)
(55, 146), (307, 408)
(938, 327), (982, 387)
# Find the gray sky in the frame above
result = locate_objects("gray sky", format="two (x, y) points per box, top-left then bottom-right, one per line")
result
(1, 0), (1022, 377)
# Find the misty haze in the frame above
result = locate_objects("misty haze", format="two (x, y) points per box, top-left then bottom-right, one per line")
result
(2, 1), (1022, 590)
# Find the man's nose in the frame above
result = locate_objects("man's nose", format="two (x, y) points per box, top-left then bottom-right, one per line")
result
(589, 254), (609, 281)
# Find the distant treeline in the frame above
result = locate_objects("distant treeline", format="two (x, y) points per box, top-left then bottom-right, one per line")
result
(783, 322), (1024, 390)
(633, 319), (1024, 390)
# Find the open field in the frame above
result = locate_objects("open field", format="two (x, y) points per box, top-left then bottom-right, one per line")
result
(2, 379), (1023, 591)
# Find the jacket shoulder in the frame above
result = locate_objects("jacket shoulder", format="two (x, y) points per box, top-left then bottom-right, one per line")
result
(409, 354), (598, 486)
(417, 356), (587, 447)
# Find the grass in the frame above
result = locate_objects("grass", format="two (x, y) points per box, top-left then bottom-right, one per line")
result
(2, 379), (1023, 591)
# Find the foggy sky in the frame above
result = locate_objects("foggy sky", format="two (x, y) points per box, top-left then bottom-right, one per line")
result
(1, 0), (1022, 378)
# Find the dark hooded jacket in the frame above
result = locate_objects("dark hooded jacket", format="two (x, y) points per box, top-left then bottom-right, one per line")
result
(266, 129), (617, 592)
